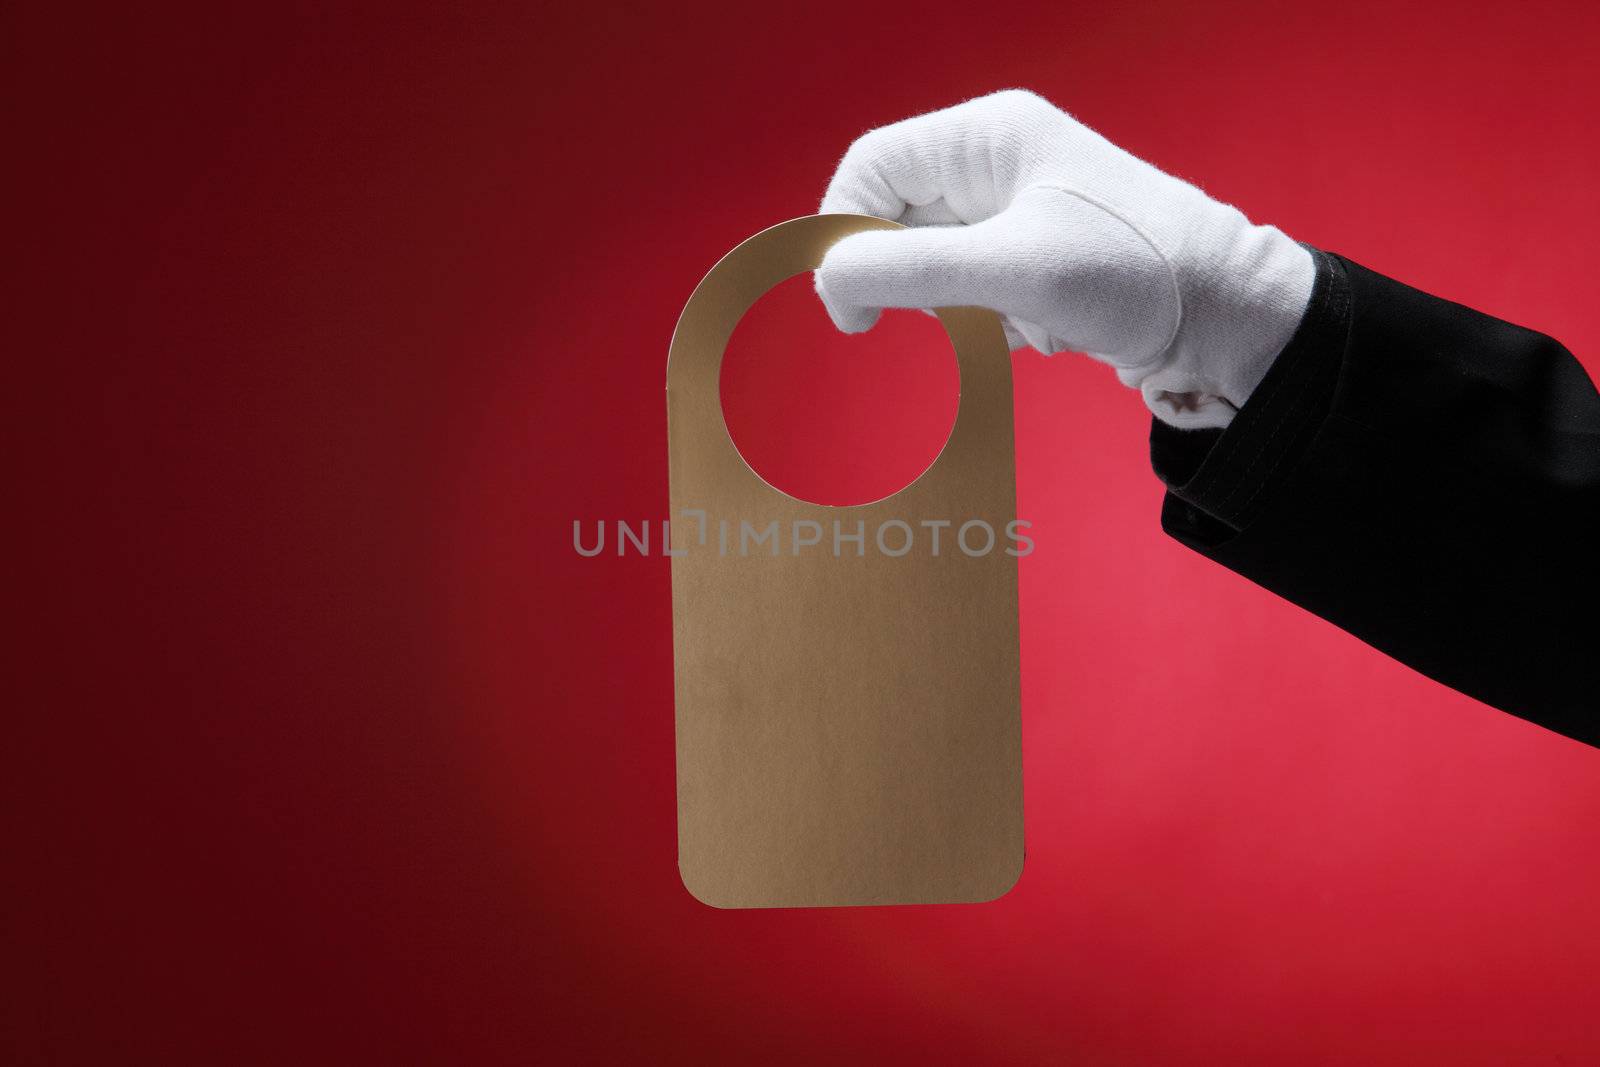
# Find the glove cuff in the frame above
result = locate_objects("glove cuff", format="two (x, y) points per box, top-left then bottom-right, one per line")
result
(1119, 215), (1316, 429)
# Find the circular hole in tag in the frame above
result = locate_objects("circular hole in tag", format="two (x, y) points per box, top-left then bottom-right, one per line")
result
(719, 274), (960, 507)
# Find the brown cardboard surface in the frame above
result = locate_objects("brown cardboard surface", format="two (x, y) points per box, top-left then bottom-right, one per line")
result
(667, 215), (1023, 909)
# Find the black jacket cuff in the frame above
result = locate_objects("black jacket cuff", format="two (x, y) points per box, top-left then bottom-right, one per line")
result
(1151, 247), (1351, 539)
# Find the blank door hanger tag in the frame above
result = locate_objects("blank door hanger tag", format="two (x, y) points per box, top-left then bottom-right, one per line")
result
(667, 214), (1023, 909)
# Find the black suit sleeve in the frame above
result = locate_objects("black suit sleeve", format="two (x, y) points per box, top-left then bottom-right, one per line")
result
(1151, 249), (1600, 746)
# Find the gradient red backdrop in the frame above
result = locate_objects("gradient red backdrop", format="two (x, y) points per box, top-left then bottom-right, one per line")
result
(9, 2), (1600, 1063)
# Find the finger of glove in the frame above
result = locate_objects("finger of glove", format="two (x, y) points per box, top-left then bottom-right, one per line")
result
(812, 227), (1033, 351)
(814, 224), (997, 334)
(819, 91), (1054, 223)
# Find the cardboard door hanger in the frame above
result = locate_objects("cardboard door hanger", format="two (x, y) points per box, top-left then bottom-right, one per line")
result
(667, 214), (1023, 909)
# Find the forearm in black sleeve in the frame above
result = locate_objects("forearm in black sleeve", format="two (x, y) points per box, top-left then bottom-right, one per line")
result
(1151, 248), (1600, 746)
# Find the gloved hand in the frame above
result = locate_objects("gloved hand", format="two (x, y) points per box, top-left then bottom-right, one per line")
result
(814, 90), (1315, 429)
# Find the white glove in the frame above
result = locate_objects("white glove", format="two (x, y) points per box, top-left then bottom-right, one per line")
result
(815, 90), (1315, 429)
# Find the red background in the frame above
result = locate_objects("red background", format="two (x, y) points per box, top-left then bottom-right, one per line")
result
(9, 2), (1600, 1063)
